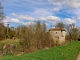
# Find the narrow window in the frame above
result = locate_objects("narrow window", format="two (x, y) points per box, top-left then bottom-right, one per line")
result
(58, 37), (59, 39)
(62, 36), (64, 37)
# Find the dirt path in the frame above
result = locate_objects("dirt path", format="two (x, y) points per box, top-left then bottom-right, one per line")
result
(77, 53), (80, 60)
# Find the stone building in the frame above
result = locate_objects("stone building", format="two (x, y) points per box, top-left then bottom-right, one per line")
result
(49, 27), (66, 46)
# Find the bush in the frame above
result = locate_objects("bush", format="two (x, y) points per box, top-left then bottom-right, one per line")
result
(3, 52), (14, 57)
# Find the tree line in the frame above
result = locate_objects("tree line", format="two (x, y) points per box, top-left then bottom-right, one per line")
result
(55, 22), (80, 41)
(0, 21), (80, 53)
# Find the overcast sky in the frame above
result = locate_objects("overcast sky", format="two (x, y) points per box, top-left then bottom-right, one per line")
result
(1, 0), (80, 28)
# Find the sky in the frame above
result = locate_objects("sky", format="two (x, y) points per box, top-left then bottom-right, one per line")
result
(1, 0), (80, 29)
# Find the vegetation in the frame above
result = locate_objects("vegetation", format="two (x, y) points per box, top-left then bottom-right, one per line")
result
(0, 21), (79, 54)
(55, 22), (65, 28)
(15, 21), (51, 53)
(0, 1), (80, 60)
(66, 23), (79, 41)
(55, 22), (80, 41)
(0, 39), (20, 48)
(0, 41), (79, 60)
(0, 23), (6, 40)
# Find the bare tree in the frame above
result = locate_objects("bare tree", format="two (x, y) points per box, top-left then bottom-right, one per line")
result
(16, 21), (52, 52)
(55, 22), (65, 28)
(0, 23), (5, 40)
(0, 2), (6, 40)
(66, 24), (79, 42)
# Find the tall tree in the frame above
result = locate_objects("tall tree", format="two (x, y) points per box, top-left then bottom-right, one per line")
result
(66, 24), (79, 41)
(35, 21), (42, 49)
(55, 22), (65, 28)
(0, 23), (5, 40)
(0, 2), (5, 40)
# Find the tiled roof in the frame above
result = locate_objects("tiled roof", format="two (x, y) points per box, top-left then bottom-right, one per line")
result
(49, 27), (66, 31)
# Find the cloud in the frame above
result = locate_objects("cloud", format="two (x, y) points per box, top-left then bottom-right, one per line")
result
(3, 17), (20, 24)
(48, 0), (64, 11)
(4, 13), (60, 27)
(38, 16), (60, 22)
(25, 0), (49, 4)
(2, 0), (80, 28)
(22, 22), (36, 26)
(18, 15), (36, 20)
(47, 16), (60, 21)
(71, 9), (80, 16)
(66, 0), (80, 8)
(3, 16), (36, 26)
(64, 18), (76, 24)
(11, 13), (60, 22)
(33, 9), (52, 17)
(48, 0), (80, 12)
(51, 6), (61, 12)
(11, 13), (36, 21)
(38, 16), (47, 20)
(77, 16), (80, 20)
(11, 13), (18, 17)
(48, 0), (80, 8)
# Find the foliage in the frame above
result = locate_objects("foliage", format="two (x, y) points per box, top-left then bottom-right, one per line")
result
(3, 52), (14, 57)
(0, 23), (6, 40)
(16, 21), (51, 52)
(0, 41), (80, 60)
(0, 39), (21, 50)
(66, 24), (79, 41)
(8, 27), (16, 39)
(55, 22), (65, 28)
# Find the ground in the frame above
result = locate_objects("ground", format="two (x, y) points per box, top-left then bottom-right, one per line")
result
(0, 41), (79, 60)
(77, 52), (80, 60)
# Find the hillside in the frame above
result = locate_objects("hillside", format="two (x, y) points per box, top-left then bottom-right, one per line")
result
(0, 41), (80, 60)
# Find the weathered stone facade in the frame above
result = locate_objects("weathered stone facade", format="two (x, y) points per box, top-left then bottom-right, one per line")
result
(49, 27), (66, 45)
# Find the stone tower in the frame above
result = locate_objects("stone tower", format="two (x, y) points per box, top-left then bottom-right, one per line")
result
(49, 27), (66, 46)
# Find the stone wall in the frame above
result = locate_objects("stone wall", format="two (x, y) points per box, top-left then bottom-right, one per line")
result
(49, 30), (66, 45)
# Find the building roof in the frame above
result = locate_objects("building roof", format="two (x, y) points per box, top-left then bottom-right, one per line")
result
(49, 27), (66, 31)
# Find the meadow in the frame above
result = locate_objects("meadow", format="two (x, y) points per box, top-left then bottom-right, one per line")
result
(0, 41), (80, 60)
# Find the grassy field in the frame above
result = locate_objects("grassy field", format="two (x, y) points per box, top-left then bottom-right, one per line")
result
(0, 39), (21, 49)
(0, 41), (80, 60)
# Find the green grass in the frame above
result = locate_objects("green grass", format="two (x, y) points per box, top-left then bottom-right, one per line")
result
(0, 39), (21, 49)
(0, 41), (80, 60)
